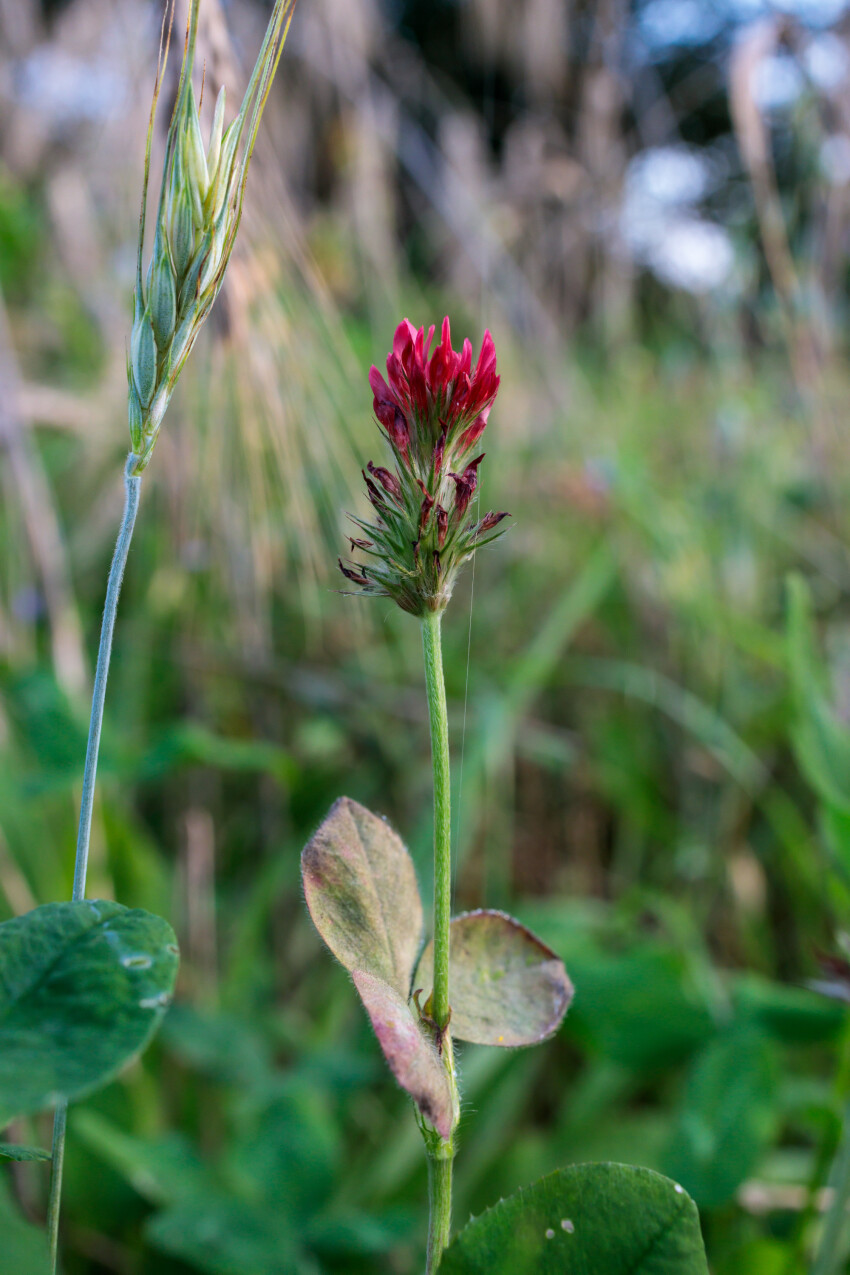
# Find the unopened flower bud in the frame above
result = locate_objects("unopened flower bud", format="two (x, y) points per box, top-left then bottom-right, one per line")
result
(477, 511), (510, 536)
(449, 454), (484, 517)
(131, 307), (158, 407)
(338, 559), (370, 587)
(366, 461), (402, 502)
(418, 485), (435, 536)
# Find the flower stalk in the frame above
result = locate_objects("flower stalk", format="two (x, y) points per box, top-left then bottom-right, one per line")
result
(426, 1142), (454, 1274)
(421, 609), (456, 1271)
(422, 611), (452, 1032)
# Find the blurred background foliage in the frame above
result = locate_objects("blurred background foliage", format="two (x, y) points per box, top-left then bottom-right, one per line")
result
(4, 0), (850, 1270)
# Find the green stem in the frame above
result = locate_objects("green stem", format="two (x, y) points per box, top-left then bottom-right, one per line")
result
(422, 611), (451, 1031)
(813, 1098), (850, 1275)
(421, 610), (455, 1273)
(46, 1105), (66, 1272)
(47, 455), (142, 1273)
(426, 1147), (453, 1275)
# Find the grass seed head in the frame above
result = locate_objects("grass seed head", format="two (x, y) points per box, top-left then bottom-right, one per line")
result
(126, 0), (297, 474)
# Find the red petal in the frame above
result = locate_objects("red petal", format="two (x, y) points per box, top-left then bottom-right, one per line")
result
(393, 319), (417, 360)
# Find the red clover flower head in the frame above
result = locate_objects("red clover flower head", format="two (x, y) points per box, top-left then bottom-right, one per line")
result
(340, 317), (510, 615)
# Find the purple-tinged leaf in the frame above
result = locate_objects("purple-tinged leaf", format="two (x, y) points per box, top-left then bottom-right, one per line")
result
(301, 798), (423, 998)
(352, 970), (454, 1139)
(414, 910), (573, 1047)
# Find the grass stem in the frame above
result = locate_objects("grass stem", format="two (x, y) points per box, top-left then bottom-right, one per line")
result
(47, 455), (142, 1273)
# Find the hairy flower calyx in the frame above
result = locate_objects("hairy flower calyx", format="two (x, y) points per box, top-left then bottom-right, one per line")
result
(340, 317), (509, 616)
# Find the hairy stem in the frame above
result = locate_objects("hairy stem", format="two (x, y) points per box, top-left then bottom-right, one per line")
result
(426, 1146), (453, 1274)
(422, 611), (451, 1030)
(421, 610), (455, 1272)
(47, 456), (142, 1273)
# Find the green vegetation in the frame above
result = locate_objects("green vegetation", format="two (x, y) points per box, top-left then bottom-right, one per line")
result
(4, 0), (850, 1266)
(3, 320), (850, 1269)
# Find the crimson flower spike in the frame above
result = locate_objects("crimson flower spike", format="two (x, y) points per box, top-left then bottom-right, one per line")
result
(342, 317), (510, 615)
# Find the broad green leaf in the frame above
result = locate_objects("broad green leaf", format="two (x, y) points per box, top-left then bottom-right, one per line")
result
(440, 1163), (708, 1274)
(0, 1174), (50, 1274)
(225, 1081), (338, 1216)
(73, 1110), (215, 1205)
(414, 911), (573, 1046)
(161, 1003), (274, 1085)
(352, 970), (454, 1139)
(305, 1207), (411, 1257)
(0, 1142), (50, 1162)
(0, 899), (179, 1123)
(540, 928), (715, 1070)
(302, 797), (423, 998)
(146, 1195), (298, 1275)
(662, 1027), (777, 1208)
